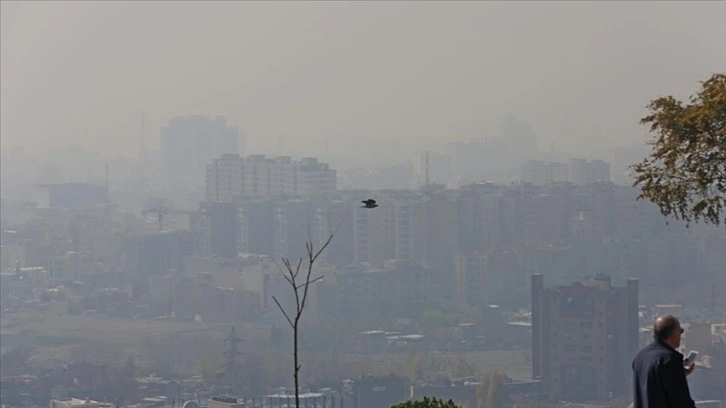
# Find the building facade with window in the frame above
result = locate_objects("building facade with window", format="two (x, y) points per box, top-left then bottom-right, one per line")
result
(531, 273), (638, 402)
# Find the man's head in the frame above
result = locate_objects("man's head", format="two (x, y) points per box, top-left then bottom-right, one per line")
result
(653, 314), (684, 349)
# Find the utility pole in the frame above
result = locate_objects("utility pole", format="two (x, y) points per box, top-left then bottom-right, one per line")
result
(425, 151), (430, 188)
(223, 326), (243, 391)
(138, 111), (148, 194)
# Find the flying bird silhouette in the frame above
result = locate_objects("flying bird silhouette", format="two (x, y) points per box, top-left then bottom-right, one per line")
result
(361, 199), (378, 208)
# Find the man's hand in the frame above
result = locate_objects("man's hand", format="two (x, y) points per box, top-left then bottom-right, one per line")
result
(684, 362), (696, 376)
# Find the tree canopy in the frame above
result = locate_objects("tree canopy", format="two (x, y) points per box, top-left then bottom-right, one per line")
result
(632, 72), (726, 226)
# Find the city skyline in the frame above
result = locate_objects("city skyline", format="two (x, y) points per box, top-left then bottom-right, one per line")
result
(2, 1), (726, 161)
(2, 2), (724, 406)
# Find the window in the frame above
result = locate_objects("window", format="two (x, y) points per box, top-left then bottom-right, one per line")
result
(560, 292), (596, 318)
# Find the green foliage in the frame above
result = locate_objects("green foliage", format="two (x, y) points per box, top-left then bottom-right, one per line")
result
(392, 396), (462, 408)
(632, 72), (726, 226)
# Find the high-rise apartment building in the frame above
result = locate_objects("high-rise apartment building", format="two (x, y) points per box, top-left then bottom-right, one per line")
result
(353, 203), (388, 268)
(236, 200), (274, 256)
(161, 115), (242, 186)
(271, 200), (314, 262)
(199, 202), (238, 258)
(205, 155), (336, 201)
(531, 274), (638, 402)
(205, 153), (244, 203)
(568, 158), (611, 185)
(295, 158), (337, 196)
(520, 159), (611, 186)
(407, 194), (458, 268)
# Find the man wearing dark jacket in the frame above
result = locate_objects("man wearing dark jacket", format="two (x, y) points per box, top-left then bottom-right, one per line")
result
(632, 315), (696, 408)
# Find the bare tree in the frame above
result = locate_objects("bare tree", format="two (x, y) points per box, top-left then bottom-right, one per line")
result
(272, 212), (346, 408)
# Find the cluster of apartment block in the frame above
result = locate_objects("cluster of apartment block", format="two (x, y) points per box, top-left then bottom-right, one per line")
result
(205, 154), (336, 201)
(117, 179), (724, 319)
(520, 158), (611, 186)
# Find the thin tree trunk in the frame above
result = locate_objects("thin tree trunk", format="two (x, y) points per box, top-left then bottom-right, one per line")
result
(294, 319), (300, 408)
(273, 211), (347, 408)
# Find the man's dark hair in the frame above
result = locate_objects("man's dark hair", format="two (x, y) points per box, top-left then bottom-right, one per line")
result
(653, 315), (681, 341)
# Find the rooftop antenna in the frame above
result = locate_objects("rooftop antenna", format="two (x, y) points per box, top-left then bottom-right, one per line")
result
(139, 111), (147, 159)
(138, 111), (147, 194)
(425, 151), (430, 188)
(104, 162), (109, 194)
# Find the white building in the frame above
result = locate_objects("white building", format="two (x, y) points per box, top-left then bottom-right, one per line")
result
(205, 155), (336, 202)
(295, 158), (337, 196)
(205, 153), (244, 203)
(49, 399), (109, 408)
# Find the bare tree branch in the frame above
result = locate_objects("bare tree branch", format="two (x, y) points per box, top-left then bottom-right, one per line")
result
(272, 295), (294, 329)
(281, 258), (293, 275)
(307, 225), (314, 256)
(280, 268), (294, 288)
(272, 206), (349, 408)
(327, 210), (334, 237)
(294, 257), (303, 279)
(295, 275), (325, 290)
(311, 212), (347, 264)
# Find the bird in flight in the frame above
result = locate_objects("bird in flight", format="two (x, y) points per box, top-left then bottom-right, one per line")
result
(361, 199), (378, 208)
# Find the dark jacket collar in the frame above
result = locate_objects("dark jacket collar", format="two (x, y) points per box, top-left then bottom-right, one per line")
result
(653, 339), (682, 356)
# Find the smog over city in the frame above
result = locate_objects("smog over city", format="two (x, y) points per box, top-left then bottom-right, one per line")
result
(1, 2), (724, 408)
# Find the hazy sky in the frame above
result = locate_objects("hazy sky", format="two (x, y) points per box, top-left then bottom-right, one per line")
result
(1, 1), (725, 161)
